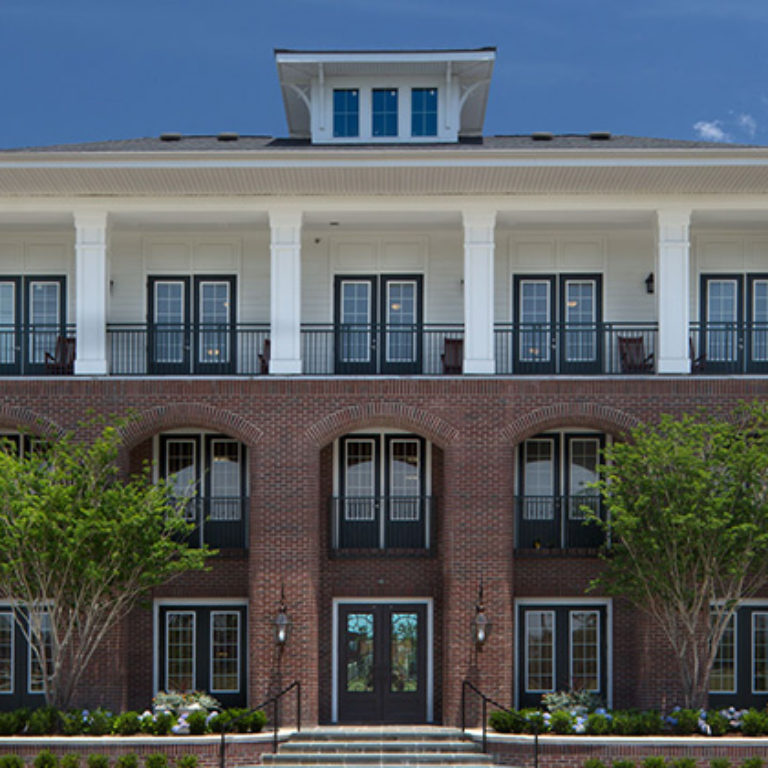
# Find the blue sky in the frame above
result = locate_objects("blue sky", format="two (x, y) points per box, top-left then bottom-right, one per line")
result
(1, 0), (766, 148)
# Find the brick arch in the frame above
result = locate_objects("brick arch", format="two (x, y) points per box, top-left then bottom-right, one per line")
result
(0, 405), (62, 438)
(118, 403), (264, 451)
(305, 402), (460, 449)
(501, 402), (641, 446)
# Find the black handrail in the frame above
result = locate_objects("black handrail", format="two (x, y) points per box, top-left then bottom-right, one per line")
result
(219, 680), (301, 768)
(461, 679), (538, 768)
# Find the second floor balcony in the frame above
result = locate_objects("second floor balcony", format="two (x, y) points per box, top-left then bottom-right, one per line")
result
(515, 494), (604, 550)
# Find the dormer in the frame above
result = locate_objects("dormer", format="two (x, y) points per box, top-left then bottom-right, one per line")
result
(275, 48), (495, 144)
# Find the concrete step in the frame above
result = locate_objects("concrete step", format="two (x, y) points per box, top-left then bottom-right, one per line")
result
(278, 740), (479, 753)
(263, 753), (492, 766)
(288, 727), (467, 741)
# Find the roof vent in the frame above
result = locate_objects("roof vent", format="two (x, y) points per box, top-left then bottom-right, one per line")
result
(531, 132), (554, 141)
(589, 131), (612, 140)
(159, 132), (182, 142)
(217, 132), (239, 142)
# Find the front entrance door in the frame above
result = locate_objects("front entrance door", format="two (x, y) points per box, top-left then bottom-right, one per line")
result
(337, 602), (428, 723)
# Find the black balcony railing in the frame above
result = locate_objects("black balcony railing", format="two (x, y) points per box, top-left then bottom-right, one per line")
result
(107, 323), (269, 375)
(515, 494), (604, 550)
(689, 322), (768, 374)
(495, 322), (658, 375)
(179, 496), (249, 550)
(302, 323), (463, 375)
(330, 495), (434, 551)
(0, 324), (76, 375)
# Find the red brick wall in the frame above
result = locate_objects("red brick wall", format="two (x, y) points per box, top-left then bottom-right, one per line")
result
(1, 376), (765, 721)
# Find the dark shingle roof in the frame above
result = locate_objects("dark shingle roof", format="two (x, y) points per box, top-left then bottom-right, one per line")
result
(1, 134), (762, 153)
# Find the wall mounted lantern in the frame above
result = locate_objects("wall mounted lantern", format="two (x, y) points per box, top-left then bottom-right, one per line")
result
(645, 272), (655, 295)
(274, 584), (291, 648)
(472, 578), (491, 650)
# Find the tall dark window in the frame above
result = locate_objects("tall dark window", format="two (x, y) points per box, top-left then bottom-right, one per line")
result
(411, 88), (438, 137)
(372, 89), (398, 137)
(333, 89), (359, 137)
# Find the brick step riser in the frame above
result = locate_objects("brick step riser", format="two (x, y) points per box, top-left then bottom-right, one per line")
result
(279, 743), (478, 753)
(263, 757), (491, 766)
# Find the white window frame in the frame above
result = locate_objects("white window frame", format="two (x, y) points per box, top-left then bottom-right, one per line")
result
(569, 609), (601, 693)
(710, 611), (737, 695)
(209, 610), (241, 694)
(0, 610), (14, 695)
(524, 609), (556, 694)
(165, 610), (197, 694)
(752, 611), (768, 695)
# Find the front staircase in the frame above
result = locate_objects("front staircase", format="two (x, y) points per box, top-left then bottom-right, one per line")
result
(261, 726), (494, 768)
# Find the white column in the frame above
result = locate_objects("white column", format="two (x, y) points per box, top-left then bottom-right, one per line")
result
(462, 209), (496, 374)
(74, 211), (108, 375)
(656, 209), (691, 374)
(269, 208), (303, 374)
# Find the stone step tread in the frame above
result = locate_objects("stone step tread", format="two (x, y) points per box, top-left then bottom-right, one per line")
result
(288, 730), (467, 741)
(262, 764), (493, 768)
(263, 755), (492, 766)
(279, 741), (479, 753)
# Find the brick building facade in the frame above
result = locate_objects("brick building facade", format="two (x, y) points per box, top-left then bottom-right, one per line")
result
(1, 48), (767, 722)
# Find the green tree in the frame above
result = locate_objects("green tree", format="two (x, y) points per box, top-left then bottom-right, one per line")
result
(0, 421), (211, 709)
(592, 404), (768, 708)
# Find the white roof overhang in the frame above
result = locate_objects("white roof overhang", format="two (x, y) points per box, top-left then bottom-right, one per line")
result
(275, 49), (496, 138)
(2, 149), (768, 197)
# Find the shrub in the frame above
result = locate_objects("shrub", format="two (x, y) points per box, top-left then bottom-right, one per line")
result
(706, 710), (729, 737)
(611, 712), (639, 736)
(489, 709), (514, 733)
(113, 712), (141, 736)
(185, 710), (208, 735)
(613, 760), (636, 768)
(87, 709), (114, 737)
(152, 691), (221, 716)
(86, 757), (109, 768)
(0, 709), (26, 736)
(176, 758), (198, 768)
(711, 759), (731, 768)
(0, 757), (25, 768)
(144, 756), (168, 768)
(669, 759), (697, 768)
(549, 709), (573, 734)
(742, 760), (764, 768)
(585, 712), (612, 735)
(151, 712), (175, 736)
(671, 709), (700, 735)
(61, 756), (81, 768)
(543, 689), (602, 715)
(34, 751), (59, 768)
(522, 709), (549, 734)
(27, 707), (58, 735)
(59, 710), (87, 736)
(642, 758), (666, 768)
(115, 756), (138, 768)
(584, 760), (608, 768)
(741, 709), (768, 737)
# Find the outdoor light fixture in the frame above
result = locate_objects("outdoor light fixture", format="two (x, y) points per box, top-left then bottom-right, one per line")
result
(645, 272), (655, 295)
(274, 584), (291, 648)
(472, 578), (491, 650)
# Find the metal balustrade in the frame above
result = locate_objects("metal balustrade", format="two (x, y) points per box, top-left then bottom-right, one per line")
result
(330, 495), (434, 551)
(180, 496), (249, 549)
(495, 322), (658, 375)
(515, 494), (604, 550)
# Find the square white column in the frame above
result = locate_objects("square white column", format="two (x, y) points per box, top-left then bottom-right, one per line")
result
(656, 209), (691, 374)
(269, 208), (303, 374)
(462, 209), (496, 374)
(74, 211), (108, 375)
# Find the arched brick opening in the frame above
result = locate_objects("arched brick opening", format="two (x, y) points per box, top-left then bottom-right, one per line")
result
(502, 402), (641, 446)
(305, 402), (460, 451)
(0, 405), (62, 438)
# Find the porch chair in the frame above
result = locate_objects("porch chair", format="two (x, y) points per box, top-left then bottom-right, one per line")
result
(259, 338), (271, 375)
(617, 335), (653, 374)
(44, 336), (76, 375)
(441, 338), (463, 374)
(690, 337), (706, 373)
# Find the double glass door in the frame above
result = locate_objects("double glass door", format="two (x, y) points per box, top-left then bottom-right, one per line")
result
(0, 276), (66, 375)
(334, 275), (423, 374)
(148, 275), (236, 374)
(700, 274), (768, 373)
(338, 603), (427, 723)
(513, 274), (602, 374)
(517, 433), (604, 549)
